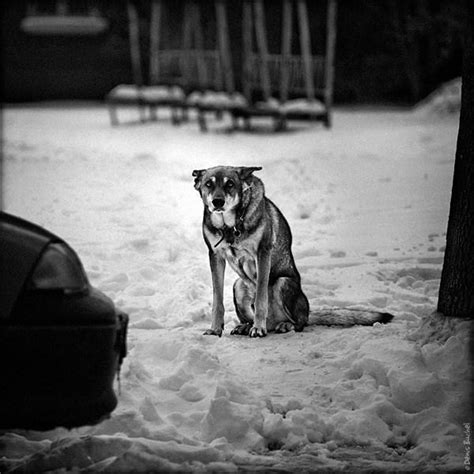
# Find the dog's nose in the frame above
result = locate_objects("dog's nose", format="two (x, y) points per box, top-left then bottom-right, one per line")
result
(212, 198), (225, 209)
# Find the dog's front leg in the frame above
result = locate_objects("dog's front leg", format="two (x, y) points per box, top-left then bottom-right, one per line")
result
(250, 248), (271, 338)
(204, 250), (226, 337)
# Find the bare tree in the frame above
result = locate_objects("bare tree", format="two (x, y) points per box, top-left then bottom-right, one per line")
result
(437, 3), (474, 319)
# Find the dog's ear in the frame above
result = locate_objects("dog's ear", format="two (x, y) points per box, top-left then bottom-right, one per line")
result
(192, 169), (205, 190)
(239, 166), (262, 182)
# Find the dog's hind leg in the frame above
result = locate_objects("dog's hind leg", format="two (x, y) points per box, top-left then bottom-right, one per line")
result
(231, 278), (255, 336)
(270, 277), (309, 333)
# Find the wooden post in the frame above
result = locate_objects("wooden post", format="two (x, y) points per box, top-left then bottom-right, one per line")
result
(324, 0), (337, 127)
(56, 0), (68, 16)
(242, 0), (253, 103)
(215, 0), (235, 93)
(149, 0), (162, 85)
(26, 3), (38, 15)
(254, 0), (271, 101)
(296, 0), (315, 101)
(192, 1), (208, 89)
(280, 0), (293, 103)
(182, 1), (194, 88)
(127, 1), (143, 87)
(127, 0), (145, 122)
(149, 0), (162, 120)
(109, 104), (119, 126)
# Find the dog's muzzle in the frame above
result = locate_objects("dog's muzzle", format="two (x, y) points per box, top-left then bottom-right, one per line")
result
(212, 198), (225, 211)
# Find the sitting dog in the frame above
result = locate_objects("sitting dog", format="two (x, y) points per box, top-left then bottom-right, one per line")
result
(193, 165), (308, 338)
(193, 165), (392, 337)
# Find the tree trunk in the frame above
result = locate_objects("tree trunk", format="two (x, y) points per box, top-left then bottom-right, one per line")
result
(437, 3), (474, 319)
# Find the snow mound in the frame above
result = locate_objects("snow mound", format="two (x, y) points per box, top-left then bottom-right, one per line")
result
(186, 90), (247, 108)
(142, 85), (185, 101)
(281, 98), (326, 115)
(107, 84), (186, 103)
(415, 77), (462, 116)
(4, 435), (227, 473)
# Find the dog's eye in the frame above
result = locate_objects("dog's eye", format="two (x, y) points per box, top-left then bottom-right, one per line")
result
(205, 181), (213, 188)
(226, 180), (234, 189)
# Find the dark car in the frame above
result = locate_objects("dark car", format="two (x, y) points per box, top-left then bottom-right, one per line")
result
(0, 212), (128, 430)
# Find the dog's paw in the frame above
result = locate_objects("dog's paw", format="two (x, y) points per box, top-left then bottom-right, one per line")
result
(230, 323), (252, 336)
(203, 328), (222, 337)
(249, 326), (267, 338)
(275, 322), (295, 333)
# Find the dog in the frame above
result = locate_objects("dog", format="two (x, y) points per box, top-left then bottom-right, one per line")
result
(193, 165), (392, 337)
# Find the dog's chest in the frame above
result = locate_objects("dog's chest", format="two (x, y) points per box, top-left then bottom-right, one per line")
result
(205, 226), (258, 283)
(222, 244), (257, 283)
(204, 216), (261, 284)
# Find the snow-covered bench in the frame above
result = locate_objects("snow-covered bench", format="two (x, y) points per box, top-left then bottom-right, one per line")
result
(106, 84), (186, 125)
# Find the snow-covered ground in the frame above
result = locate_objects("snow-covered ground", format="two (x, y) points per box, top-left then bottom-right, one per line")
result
(1, 103), (471, 472)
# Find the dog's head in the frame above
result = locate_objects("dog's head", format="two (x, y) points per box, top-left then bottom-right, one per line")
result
(192, 166), (262, 213)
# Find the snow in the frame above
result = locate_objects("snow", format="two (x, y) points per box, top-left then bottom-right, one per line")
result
(186, 91), (247, 108)
(1, 102), (471, 472)
(108, 84), (186, 102)
(415, 78), (462, 117)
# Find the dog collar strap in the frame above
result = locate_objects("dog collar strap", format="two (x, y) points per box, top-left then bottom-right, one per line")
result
(214, 232), (225, 248)
(214, 224), (242, 248)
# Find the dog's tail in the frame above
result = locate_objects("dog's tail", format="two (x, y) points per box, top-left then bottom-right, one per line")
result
(309, 308), (393, 327)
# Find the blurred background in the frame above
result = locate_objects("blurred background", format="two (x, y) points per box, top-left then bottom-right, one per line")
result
(0, 0), (467, 105)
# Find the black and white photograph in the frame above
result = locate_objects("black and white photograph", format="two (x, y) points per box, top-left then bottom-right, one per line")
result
(1, 0), (472, 472)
